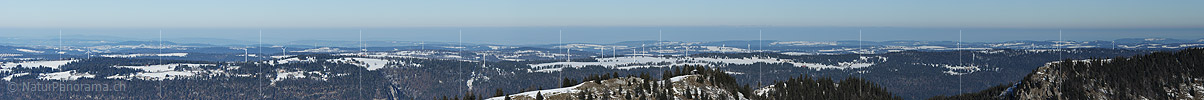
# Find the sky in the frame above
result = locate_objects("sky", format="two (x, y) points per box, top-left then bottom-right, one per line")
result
(1, 0), (1202, 45)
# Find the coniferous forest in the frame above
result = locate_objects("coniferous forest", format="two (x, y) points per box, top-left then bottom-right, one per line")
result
(931, 48), (1204, 99)
(465, 65), (902, 100)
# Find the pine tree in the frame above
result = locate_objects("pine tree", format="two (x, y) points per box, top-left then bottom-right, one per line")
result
(495, 88), (505, 97)
(535, 91), (544, 100)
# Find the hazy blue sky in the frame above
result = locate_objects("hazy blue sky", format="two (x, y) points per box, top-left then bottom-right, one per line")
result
(3, 0), (1202, 28)
(1, 1), (1202, 44)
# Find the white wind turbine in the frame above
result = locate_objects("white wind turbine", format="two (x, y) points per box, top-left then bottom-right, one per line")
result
(281, 46), (287, 56)
(958, 30), (964, 93)
(159, 30), (163, 64)
(243, 47), (249, 62)
(557, 29), (566, 88)
(683, 45), (689, 56)
(259, 30), (263, 58)
(562, 30), (571, 62)
(59, 30), (63, 59)
(359, 30), (365, 55)
(721, 44), (726, 53)
(457, 30), (464, 93)
(857, 29), (863, 95)
(476, 53), (481, 67)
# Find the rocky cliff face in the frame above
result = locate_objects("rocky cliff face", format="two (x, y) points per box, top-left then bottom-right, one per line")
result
(1011, 59), (1126, 99)
(979, 48), (1204, 99)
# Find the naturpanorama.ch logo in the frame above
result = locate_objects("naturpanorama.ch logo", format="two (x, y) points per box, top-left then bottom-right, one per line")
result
(8, 82), (126, 92)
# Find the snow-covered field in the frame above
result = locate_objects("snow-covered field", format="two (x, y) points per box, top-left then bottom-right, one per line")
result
(114, 63), (215, 72)
(771, 41), (838, 46)
(3, 73), (30, 81)
(913, 63), (990, 75)
(14, 49), (44, 53)
(1, 59), (78, 69)
(528, 56), (886, 72)
(270, 70), (333, 85)
(106, 71), (203, 80)
(37, 70), (95, 80)
(485, 81), (583, 100)
(293, 47), (345, 53)
(327, 57), (420, 70)
(0, 54), (20, 57)
(0, 60), (224, 81)
(100, 53), (188, 58)
(106, 63), (221, 80)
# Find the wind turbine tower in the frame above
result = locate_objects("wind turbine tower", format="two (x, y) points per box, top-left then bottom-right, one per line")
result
(59, 30), (63, 59)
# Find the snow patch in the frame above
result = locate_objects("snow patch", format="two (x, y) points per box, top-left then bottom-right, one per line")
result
(529, 56), (885, 72)
(37, 70), (95, 80)
(913, 63), (987, 75)
(100, 53), (188, 58)
(670, 75), (697, 82)
(725, 71), (744, 75)
(1, 59), (78, 69)
(327, 57), (418, 70)
(113, 63), (215, 72)
(3, 73), (30, 81)
(771, 41), (837, 46)
(486, 81), (584, 100)
(269, 70), (330, 85)
(0, 54), (21, 57)
(15, 49), (44, 53)
(293, 47), (344, 53)
(105, 63), (222, 80)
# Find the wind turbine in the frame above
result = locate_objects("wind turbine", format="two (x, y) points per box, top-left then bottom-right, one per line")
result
(683, 45), (688, 56)
(558, 29), (566, 88)
(243, 47), (249, 62)
(566, 42), (571, 61)
(857, 29), (864, 96)
(642, 44), (648, 55)
(561, 30), (571, 62)
(281, 46), (287, 56)
(457, 29), (463, 93)
(258, 30), (265, 60)
(159, 30), (163, 64)
(59, 30), (63, 60)
(359, 30), (365, 55)
(476, 53), (481, 67)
